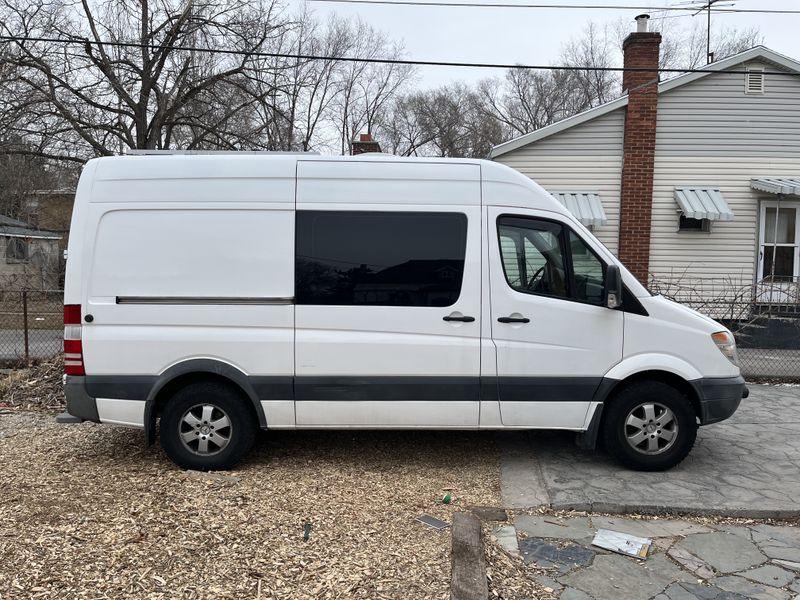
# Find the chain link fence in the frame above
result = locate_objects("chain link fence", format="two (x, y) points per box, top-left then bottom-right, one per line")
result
(649, 275), (800, 381)
(0, 285), (797, 381)
(0, 290), (63, 367)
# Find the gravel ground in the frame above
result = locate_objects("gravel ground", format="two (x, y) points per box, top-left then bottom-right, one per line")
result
(0, 408), (501, 599)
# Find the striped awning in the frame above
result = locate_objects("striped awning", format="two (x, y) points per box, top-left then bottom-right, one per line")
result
(549, 192), (607, 227)
(751, 177), (800, 197)
(673, 187), (734, 221)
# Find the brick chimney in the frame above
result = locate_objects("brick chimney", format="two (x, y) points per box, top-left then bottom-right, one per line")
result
(618, 14), (661, 283)
(351, 133), (381, 155)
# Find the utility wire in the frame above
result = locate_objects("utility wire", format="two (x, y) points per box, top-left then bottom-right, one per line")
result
(304, 0), (800, 15)
(1, 34), (795, 76)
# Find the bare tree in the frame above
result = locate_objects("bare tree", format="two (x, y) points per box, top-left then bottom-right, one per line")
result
(328, 18), (413, 154)
(650, 14), (763, 70)
(0, 0), (290, 159)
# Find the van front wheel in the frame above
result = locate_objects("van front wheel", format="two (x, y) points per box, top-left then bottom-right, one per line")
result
(602, 380), (697, 471)
(160, 382), (256, 471)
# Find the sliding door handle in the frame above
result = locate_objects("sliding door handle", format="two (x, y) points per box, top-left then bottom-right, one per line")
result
(443, 314), (475, 323)
(497, 315), (530, 324)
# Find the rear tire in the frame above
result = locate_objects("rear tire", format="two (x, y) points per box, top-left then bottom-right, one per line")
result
(602, 380), (697, 471)
(160, 381), (256, 471)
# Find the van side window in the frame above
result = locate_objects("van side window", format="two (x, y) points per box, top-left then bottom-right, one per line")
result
(568, 230), (606, 306)
(296, 211), (467, 307)
(498, 217), (607, 305)
(498, 218), (569, 300)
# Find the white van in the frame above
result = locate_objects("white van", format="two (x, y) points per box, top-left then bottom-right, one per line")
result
(63, 153), (746, 472)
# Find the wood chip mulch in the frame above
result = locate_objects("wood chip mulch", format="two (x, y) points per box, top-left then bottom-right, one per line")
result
(0, 356), (64, 412)
(0, 404), (500, 599)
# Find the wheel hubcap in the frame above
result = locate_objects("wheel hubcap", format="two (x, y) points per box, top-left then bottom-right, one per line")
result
(624, 402), (678, 455)
(178, 404), (232, 456)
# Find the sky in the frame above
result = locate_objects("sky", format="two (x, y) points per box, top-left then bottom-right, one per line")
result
(288, 0), (800, 88)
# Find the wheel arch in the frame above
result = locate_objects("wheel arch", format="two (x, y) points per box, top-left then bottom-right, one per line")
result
(578, 367), (702, 450)
(143, 359), (266, 445)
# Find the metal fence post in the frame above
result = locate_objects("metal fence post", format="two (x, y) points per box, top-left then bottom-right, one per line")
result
(22, 290), (29, 365)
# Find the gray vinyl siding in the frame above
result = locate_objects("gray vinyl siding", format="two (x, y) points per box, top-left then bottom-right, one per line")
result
(493, 110), (624, 254)
(649, 60), (800, 294)
(655, 60), (800, 158)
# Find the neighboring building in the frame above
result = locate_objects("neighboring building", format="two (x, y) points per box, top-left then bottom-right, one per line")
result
(491, 16), (800, 318)
(21, 189), (75, 255)
(0, 214), (62, 290)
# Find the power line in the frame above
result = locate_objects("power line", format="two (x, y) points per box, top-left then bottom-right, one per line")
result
(304, 0), (800, 15)
(1, 34), (795, 76)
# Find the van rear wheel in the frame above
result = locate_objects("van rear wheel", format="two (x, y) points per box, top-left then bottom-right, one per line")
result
(602, 380), (697, 471)
(160, 382), (256, 471)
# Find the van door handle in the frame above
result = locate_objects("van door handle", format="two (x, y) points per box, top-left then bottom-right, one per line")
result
(443, 315), (475, 322)
(498, 316), (530, 324)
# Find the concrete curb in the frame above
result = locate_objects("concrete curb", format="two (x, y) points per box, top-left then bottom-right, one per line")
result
(450, 512), (488, 600)
(537, 501), (800, 520)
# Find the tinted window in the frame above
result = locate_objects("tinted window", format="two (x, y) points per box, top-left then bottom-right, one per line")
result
(296, 211), (467, 306)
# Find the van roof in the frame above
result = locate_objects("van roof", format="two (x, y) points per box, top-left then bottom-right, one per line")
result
(86, 153), (569, 215)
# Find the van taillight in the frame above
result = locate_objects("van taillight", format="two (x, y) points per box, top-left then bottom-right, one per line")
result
(63, 304), (85, 376)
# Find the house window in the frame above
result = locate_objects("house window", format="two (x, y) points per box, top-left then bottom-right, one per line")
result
(745, 68), (765, 94)
(678, 215), (711, 232)
(5, 237), (29, 263)
(295, 211), (468, 307)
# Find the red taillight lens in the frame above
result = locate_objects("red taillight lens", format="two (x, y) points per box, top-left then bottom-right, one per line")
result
(64, 304), (81, 325)
(63, 304), (85, 376)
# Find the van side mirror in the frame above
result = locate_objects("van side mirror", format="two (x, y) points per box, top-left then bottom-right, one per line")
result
(605, 264), (623, 309)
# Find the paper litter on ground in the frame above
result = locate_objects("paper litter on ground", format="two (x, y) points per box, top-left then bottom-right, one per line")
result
(591, 528), (651, 559)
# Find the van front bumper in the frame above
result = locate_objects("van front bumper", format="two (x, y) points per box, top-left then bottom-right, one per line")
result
(64, 376), (100, 423)
(692, 375), (747, 425)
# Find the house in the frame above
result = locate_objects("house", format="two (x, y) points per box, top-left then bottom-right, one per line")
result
(0, 214), (62, 290)
(491, 16), (800, 321)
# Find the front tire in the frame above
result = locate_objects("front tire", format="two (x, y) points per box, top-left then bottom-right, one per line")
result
(160, 381), (257, 471)
(602, 380), (697, 471)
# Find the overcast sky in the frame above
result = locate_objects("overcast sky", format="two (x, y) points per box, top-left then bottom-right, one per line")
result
(290, 0), (799, 88)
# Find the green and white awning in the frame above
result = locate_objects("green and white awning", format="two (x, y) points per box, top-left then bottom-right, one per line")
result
(751, 177), (800, 197)
(674, 187), (734, 221)
(549, 192), (607, 227)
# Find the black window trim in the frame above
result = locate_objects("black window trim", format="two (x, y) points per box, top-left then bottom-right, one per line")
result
(497, 214), (649, 316)
(496, 214), (609, 309)
(295, 209), (469, 308)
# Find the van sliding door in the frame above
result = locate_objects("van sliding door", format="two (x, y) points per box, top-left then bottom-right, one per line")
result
(294, 160), (482, 427)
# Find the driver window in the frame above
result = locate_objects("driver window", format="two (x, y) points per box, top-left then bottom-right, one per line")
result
(498, 218), (569, 300)
(569, 231), (606, 306)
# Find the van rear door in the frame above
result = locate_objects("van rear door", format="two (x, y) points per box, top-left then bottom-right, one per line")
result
(294, 160), (481, 427)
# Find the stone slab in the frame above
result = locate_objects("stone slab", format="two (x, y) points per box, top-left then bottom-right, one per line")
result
(497, 432), (550, 509)
(678, 532), (767, 573)
(535, 575), (563, 593)
(500, 386), (800, 517)
(660, 582), (749, 600)
(560, 589), (592, 600)
(559, 553), (693, 600)
(519, 538), (594, 574)
(515, 515), (594, 542)
(775, 560), (800, 573)
(712, 575), (791, 600)
(592, 516), (712, 539)
(492, 525), (519, 557)
(752, 526), (800, 562)
(738, 564), (795, 588)
(668, 546), (716, 580)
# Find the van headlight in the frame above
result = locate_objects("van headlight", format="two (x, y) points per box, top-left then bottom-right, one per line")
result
(712, 331), (739, 366)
